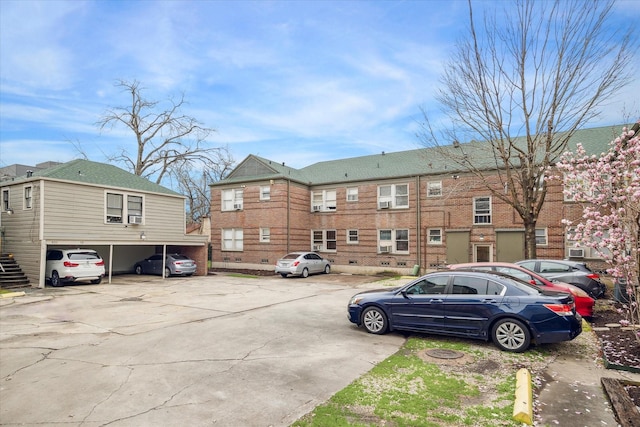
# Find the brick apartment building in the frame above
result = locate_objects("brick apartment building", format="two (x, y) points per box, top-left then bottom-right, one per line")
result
(209, 125), (623, 275)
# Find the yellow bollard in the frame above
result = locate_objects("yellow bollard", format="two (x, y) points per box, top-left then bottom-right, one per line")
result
(513, 368), (533, 425)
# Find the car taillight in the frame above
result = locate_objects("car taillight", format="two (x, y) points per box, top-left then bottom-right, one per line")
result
(543, 303), (574, 316)
(586, 273), (600, 280)
(292, 261), (300, 266)
(175, 261), (183, 265)
(96, 260), (105, 266)
(63, 261), (79, 267)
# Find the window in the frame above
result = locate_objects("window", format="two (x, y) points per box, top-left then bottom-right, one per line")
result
(222, 228), (243, 251)
(427, 181), (442, 197)
(312, 229), (337, 251)
(347, 229), (359, 244)
(311, 189), (337, 211)
(539, 261), (571, 273)
(535, 228), (548, 246)
(378, 183), (409, 209)
(566, 227), (610, 259)
(405, 275), (449, 295)
(346, 187), (358, 202)
(428, 228), (442, 245)
(452, 276), (504, 296)
(2, 189), (8, 211)
(473, 196), (491, 224)
(563, 174), (590, 202)
(128, 195), (142, 216)
(378, 229), (409, 254)
(222, 188), (244, 211)
(106, 193), (123, 223)
(106, 192), (144, 224)
(260, 227), (270, 242)
(260, 186), (271, 201)
(23, 185), (32, 209)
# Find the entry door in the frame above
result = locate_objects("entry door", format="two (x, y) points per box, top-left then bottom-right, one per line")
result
(474, 244), (492, 262)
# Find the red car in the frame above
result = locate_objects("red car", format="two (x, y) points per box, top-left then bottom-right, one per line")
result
(447, 262), (594, 319)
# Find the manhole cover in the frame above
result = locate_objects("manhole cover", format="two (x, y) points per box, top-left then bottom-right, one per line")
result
(424, 349), (465, 359)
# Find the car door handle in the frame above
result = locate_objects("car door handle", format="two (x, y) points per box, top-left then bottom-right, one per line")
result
(482, 299), (498, 304)
(429, 299), (444, 303)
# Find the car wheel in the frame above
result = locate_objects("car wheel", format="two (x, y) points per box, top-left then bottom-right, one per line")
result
(280, 273), (288, 278)
(301, 268), (309, 278)
(491, 318), (531, 352)
(50, 271), (61, 287)
(362, 307), (388, 334)
(91, 277), (102, 285)
(164, 267), (171, 278)
(134, 265), (143, 275)
(324, 265), (331, 274)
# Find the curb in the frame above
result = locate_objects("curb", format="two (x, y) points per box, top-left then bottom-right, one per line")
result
(0, 291), (26, 298)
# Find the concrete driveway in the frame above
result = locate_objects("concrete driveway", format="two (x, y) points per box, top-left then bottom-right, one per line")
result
(0, 273), (406, 426)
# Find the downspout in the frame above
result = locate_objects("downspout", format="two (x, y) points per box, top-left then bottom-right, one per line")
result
(415, 176), (421, 274)
(38, 179), (46, 288)
(287, 179), (291, 253)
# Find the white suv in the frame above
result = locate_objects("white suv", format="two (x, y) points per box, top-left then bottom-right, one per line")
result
(45, 248), (105, 287)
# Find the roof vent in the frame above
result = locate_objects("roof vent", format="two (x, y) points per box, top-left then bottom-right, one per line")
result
(26, 170), (33, 177)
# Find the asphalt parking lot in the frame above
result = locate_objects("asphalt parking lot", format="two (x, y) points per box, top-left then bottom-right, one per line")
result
(0, 273), (406, 427)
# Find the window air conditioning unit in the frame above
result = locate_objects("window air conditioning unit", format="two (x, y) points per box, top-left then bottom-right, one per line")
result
(569, 248), (585, 258)
(312, 205), (322, 212)
(379, 201), (391, 209)
(128, 215), (143, 225)
(313, 245), (322, 251)
(233, 203), (243, 210)
(379, 245), (392, 253)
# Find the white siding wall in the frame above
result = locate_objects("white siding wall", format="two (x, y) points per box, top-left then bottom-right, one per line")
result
(42, 181), (187, 241)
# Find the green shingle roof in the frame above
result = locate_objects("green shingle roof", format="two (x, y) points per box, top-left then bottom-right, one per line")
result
(29, 159), (182, 196)
(216, 124), (628, 186)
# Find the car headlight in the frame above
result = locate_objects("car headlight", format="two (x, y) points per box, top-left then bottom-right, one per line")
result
(349, 295), (364, 305)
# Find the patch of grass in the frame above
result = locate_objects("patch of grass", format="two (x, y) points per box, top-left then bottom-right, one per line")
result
(226, 273), (259, 279)
(293, 337), (526, 427)
(0, 289), (11, 294)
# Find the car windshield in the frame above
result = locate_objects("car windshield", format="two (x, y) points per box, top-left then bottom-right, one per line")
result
(282, 254), (300, 260)
(68, 252), (100, 260)
(171, 255), (190, 260)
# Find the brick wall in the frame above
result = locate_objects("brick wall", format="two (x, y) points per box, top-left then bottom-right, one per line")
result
(210, 168), (594, 274)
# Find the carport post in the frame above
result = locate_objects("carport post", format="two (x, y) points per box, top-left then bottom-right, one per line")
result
(162, 245), (167, 279)
(108, 244), (113, 284)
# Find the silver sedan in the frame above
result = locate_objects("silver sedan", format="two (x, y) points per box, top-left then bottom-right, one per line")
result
(275, 252), (331, 278)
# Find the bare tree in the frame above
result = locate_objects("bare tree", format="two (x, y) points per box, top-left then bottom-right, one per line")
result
(169, 149), (235, 223)
(97, 79), (230, 185)
(418, 0), (636, 258)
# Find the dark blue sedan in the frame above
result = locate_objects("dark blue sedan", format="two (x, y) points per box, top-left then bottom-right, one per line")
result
(347, 270), (582, 352)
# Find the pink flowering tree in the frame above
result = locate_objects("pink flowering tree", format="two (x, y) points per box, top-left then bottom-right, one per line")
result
(555, 122), (639, 340)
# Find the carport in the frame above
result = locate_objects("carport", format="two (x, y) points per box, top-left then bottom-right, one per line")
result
(39, 236), (208, 287)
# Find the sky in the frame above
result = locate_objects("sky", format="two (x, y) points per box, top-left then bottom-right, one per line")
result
(1, 0), (639, 173)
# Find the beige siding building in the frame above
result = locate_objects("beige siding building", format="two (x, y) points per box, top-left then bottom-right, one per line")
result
(1, 159), (208, 287)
